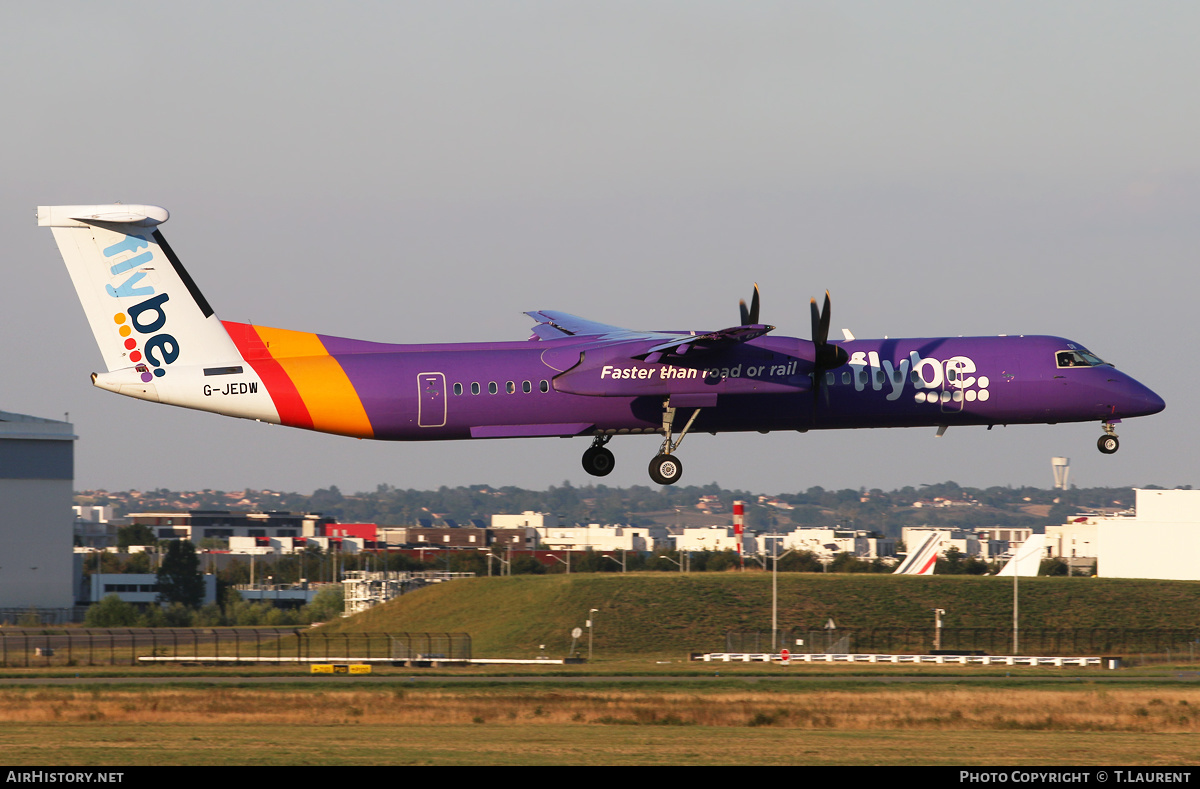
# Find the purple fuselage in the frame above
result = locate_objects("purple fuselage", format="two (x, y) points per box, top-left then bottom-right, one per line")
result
(317, 332), (1164, 441)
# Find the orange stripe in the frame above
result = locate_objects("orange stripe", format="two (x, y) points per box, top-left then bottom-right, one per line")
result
(252, 326), (375, 438)
(223, 322), (313, 429)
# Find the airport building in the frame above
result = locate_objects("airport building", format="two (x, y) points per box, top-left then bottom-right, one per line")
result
(1075, 489), (1200, 581)
(90, 573), (218, 607)
(73, 504), (116, 548)
(674, 526), (748, 554)
(536, 523), (671, 552)
(491, 511), (562, 530)
(0, 410), (76, 613)
(784, 528), (896, 560)
(126, 510), (335, 541)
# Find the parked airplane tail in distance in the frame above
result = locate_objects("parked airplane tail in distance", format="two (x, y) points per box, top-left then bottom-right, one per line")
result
(894, 531), (943, 575)
(996, 534), (1047, 577)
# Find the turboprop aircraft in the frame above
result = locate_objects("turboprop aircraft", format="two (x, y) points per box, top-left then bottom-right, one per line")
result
(37, 204), (1165, 485)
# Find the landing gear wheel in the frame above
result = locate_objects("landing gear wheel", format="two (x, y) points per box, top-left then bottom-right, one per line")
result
(648, 454), (683, 485)
(1097, 435), (1120, 455)
(582, 447), (615, 477)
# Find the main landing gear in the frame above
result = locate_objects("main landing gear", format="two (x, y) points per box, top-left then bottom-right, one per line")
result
(582, 435), (615, 476)
(1097, 422), (1120, 455)
(581, 399), (703, 485)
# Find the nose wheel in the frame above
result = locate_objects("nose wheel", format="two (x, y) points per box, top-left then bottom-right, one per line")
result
(648, 399), (702, 485)
(1097, 422), (1120, 454)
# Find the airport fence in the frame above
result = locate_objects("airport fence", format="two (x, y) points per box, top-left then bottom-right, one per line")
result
(0, 608), (88, 626)
(0, 628), (471, 667)
(728, 627), (1200, 659)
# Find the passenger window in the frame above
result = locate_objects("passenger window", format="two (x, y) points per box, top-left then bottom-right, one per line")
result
(453, 383), (462, 396)
(489, 382), (498, 394)
(540, 380), (550, 393)
(506, 381), (516, 394)
(471, 382), (480, 395)
(522, 381), (532, 393)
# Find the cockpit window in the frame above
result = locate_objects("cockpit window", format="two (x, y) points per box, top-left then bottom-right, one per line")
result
(1056, 350), (1109, 368)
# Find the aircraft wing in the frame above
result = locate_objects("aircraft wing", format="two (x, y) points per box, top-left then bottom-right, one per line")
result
(632, 324), (775, 363)
(525, 311), (640, 340)
(527, 311), (776, 361)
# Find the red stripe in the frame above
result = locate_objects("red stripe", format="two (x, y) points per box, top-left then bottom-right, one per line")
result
(917, 553), (938, 575)
(223, 321), (314, 430)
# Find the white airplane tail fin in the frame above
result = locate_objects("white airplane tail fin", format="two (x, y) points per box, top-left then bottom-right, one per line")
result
(37, 205), (243, 381)
(996, 534), (1047, 576)
(894, 531), (942, 575)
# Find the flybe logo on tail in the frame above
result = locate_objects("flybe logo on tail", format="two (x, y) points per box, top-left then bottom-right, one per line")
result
(104, 234), (180, 382)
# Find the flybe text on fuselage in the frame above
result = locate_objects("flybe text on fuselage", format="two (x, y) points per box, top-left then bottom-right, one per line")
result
(597, 350), (986, 401)
(843, 350), (990, 402)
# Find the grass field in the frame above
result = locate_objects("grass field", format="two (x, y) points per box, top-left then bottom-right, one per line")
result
(321, 572), (1200, 657)
(2, 681), (1199, 765)
(6, 573), (1200, 765)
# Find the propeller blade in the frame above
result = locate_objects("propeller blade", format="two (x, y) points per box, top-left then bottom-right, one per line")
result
(739, 283), (760, 326)
(809, 297), (820, 343)
(815, 291), (831, 347)
(809, 290), (846, 422)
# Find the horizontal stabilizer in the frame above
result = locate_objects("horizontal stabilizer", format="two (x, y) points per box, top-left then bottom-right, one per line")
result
(37, 204), (170, 228)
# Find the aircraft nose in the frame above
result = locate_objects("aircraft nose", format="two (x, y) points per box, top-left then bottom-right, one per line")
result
(1119, 377), (1165, 418)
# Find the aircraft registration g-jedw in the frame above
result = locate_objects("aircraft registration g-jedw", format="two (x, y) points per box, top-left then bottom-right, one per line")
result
(38, 204), (1165, 485)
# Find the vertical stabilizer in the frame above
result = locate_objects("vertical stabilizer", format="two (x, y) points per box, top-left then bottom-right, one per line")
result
(894, 531), (942, 575)
(996, 534), (1047, 577)
(37, 205), (243, 379)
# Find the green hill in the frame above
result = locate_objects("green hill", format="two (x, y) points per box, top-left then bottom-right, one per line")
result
(318, 572), (1200, 657)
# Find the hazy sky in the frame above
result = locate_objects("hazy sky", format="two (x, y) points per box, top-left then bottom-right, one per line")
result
(2, 2), (1196, 496)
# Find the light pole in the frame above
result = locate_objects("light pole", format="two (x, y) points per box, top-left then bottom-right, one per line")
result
(1013, 552), (1020, 655)
(588, 608), (598, 661)
(771, 538), (793, 652)
(604, 554), (626, 572)
(659, 553), (682, 572)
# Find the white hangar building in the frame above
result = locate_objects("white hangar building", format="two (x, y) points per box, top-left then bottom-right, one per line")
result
(0, 410), (76, 611)
(1093, 489), (1200, 581)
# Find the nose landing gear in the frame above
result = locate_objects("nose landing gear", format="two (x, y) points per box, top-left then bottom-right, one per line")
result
(1097, 422), (1120, 455)
(648, 399), (700, 486)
